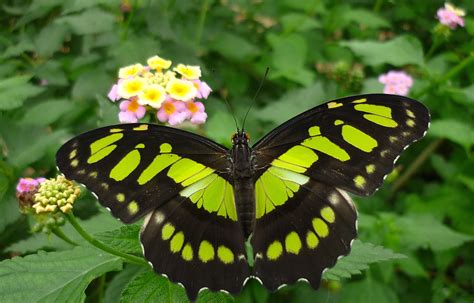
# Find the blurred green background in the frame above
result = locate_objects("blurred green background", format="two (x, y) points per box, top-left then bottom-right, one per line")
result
(0, 0), (473, 302)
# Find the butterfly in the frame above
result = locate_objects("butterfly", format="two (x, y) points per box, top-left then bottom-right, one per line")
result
(56, 94), (430, 300)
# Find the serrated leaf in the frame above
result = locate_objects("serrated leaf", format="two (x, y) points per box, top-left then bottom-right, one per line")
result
(210, 32), (259, 61)
(0, 76), (45, 110)
(105, 265), (144, 303)
(94, 224), (142, 255)
(0, 246), (122, 303)
(257, 82), (325, 125)
(395, 215), (474, 251)
(120, 270), (188, 303)
(21, 99), (75, 126)
(429, 119), (474, 149)
(341, 35), (424, 66)
(323, 240), (406, 281)
(281, 13), (320, 33)
(54, 8), (115, 35)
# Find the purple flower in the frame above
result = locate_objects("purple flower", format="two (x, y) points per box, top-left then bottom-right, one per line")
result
(185, 101), (208, 124)
(378, 71), (413, 96)
(16, 178), (44, 193)
(157, 100), (188, 125)
(437, 3), (465, 29)
(193, 80), (212, 99)
(118, 99), (146, 123)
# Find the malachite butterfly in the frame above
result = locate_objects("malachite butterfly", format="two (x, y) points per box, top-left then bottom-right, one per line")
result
(56, 94), (430, 300)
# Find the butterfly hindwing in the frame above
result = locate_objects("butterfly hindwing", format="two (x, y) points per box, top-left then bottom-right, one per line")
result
(251, 178), (357, 289)
(141, 195), (250, 299)
(56, 123), (251, 299)
(253, 94), (430, 196)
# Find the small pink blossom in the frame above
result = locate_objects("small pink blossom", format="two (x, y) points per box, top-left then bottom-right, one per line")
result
(16, 178), (45, 193)
(193, 80), (212, 99)
(378, 71), (413, 96)
(437, 3), (465, 29)
(185, 101), (207, 124)
(108, 84), (120, 102)
(157, 100), (188, 125)
(118, 99), (146, 123)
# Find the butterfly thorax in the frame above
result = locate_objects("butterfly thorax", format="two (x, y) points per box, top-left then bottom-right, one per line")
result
(230, 131), (255, 238)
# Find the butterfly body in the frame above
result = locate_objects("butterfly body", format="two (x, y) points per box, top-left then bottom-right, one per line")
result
(230, 131), (256, 237)
(56, 94), (430, 300)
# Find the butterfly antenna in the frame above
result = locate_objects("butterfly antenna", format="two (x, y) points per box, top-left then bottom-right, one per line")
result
(223, 95), (240, 132)
(242, 67), (269, 131)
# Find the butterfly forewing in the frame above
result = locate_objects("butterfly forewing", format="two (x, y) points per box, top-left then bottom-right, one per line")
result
(56, 123), (250, 299)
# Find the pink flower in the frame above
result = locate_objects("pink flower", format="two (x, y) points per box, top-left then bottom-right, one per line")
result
(16, 178), (45, 193)
(192, 80), (212, 99)
(118, 99), (146, 123)
(437, 3), (465, 29)
(378, 71), (413, 96)
(108, 84), (120, 102)
(185, 101), (207, 124)
(157, 100), (188, 125)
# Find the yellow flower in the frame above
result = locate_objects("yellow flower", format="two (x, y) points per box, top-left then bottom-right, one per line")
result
(166, 78), (197, 101)
(138, 84), (166, 108)
(118, 63), (145, 79)
(147, 55), (172, 70)
(174, 64), (202, 80)
(118, 77), (146, 99)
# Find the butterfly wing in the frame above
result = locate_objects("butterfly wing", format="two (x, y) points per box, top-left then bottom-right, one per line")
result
(250, 94), (429, 289)
(56, 123), (250, 299)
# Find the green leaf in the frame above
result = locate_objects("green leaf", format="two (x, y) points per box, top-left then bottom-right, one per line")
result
(94, 224), (142, 255)
(429, 119), (474, 149)
(105, 265), (144, 303)
(257, 82), (325, 125)
(54, 8), (115, 35)
(280, 13), (320, 33)
(395, 215), (474, 251)
(340, 276), (399, 303)
(323, 240), (406, 281)
(210, 32), (259, 61)
(120, 270), (188, 303)
(0, 76), (45, 110)
(0, 246), (122, 302)
(21, 99), (75, 126)
(34, 22), (69, 57)
(339, 9), (390, 29)
(205, 111), (237, 147)
(72, 69), (112, 100)
(341, 35), (424, 66)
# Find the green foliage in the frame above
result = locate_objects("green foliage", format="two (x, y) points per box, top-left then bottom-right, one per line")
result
(0, 247), (122, 302)
(1, 0), (473, 302)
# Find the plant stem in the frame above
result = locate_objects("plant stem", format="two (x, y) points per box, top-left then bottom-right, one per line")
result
(122, 0), (139, 41)
(414, 52), (474, 99)
(51, 227), (78, 246)
(195, 0), (210, 48)
(389, 139), (443, 196)
(65, 212), (147, 266)
(373, 0), (384, 12)
(425, 37), (442, 61)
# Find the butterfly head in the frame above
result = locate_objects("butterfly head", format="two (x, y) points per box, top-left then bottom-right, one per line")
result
(231, 130), (250, 145)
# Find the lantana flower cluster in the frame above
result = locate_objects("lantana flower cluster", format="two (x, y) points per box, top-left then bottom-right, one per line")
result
(108, 55), (212, 126)
(437, 3), (465, 29)
(32, 176), (81, 214)
(378, 71), (413, 96)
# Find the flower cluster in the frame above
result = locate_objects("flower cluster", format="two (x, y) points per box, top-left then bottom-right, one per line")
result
(33, 176), (81, 214)
(107, 55), (212, 126)
(437, 3), (465, 29)
(16, 177), (46, 212)
(378, 71), (413, 96)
